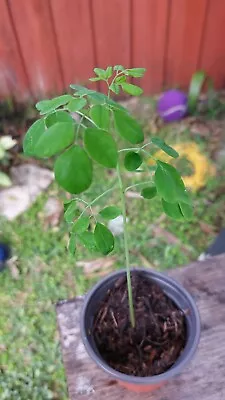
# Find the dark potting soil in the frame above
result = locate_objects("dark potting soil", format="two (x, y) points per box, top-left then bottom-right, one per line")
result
(93, 273), (187, 377)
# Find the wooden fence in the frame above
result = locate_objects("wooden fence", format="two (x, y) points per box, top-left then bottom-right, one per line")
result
(1, 0), (225, 100)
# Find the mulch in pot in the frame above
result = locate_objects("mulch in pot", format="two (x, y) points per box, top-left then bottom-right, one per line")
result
(93, 272), (187, 377)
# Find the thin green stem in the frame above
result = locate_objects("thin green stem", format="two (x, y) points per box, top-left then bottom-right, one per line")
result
(116, 163), (135, 328)
(125, 180), (153, 192)
(78, 185), (117, 219)
(110, 70), (123, 87)
(73, 198), (89, 206)
(106, 80), (110, 99)
(118, 147), (140, 153)
(76, 111), (97, 127)
(72, 198), (97, 223)
(89, 185), (117, 207)
(107, 70), (124, 98)
(119, 142), (152, 153)
(75, 115), (84, 142)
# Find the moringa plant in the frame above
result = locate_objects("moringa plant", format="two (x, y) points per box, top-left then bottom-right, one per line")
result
(23, 66), (192, 327)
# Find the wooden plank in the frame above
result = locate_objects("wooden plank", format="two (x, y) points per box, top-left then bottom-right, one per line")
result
(8, 0), (63, 98)
(91, 0), (130, 92)
(50, 0), (96, 90)
(0, 0), (29, 99)
(57, 254), (225, 399)
(165, 0), (208, 89)
(200, 0), (225, 88)
(132, 0), (169, 94)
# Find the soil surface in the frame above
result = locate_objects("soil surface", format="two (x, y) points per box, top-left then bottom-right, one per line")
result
(93, 273), (187, 377)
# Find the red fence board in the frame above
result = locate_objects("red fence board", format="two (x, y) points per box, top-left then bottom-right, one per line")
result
(200, 0), (225, 88)
(1, 0), (225, 99)
(7, 0), (63, 98)
(0, 0), (29, 99)
(50, 0), (96, 91)
(165, 0), (208, 89)
(132, 0), (169, 94)
(91, 0), (131, 92)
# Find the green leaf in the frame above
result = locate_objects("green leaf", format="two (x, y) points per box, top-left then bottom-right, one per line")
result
(124, 151), (142, 171)
(87, 91), (108, 104)
(64, 200), (76, 222)
(155, 161), (190, 204)
(162, 199), (184, 221)
(121, 83), (143, 96)
(36, 95), (72, 115)
(0, 171), (12, 187)
(141, 186), (157, 199)
(114, 65), (125, 71)
(68, 234), (76, 255)
(115, 75), (126, 84)
(34, 122), (75, 158)
(113, 109), (144, 144)
(67, 98), (87, 112)
(23, 119), (45, 156)
(78, 232), (97, 251)
(72, 215), (90, 234)
(179, 202), (193, 220)
(54, 146), (93, 194)
(89, 77), (101, 82)
(45, 111), (74, 127)
(90, 105), (110, 130)
(105, 66), (113, 79)
(125, 68), (146, 78)
(106, 98), (128, 112)
(94, 223), (114, 255)
(70, 84), (92, 96)
(151, 137), (179, 159)
(84, 128), (118, 168)
(99, 206), (121, 220)
(188, 70), (206, 113)
(109, 83), (120, 94)
(94, 68), (107, 79)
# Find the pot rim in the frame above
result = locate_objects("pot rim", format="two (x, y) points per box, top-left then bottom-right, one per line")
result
(81, 267), (201, 385)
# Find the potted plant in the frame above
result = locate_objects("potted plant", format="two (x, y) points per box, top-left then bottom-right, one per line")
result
(23, 66), (200, 393)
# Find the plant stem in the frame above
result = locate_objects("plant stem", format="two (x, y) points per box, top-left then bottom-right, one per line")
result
(125, 180), (153, 192)
(76, 111), (97, 127)
(75, 115), (84, 142)
(118, 142), (152, 153)
(78, 184), (117, 218)
(116, 163), (135, 328)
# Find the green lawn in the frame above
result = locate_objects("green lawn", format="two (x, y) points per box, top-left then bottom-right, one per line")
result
(1, 111), (225, 399)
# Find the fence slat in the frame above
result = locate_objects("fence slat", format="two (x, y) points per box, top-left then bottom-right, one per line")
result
(1, 0), (225, 99)
(50, 0), (96, 90)
(91, 0), (130, 92)
(0, 0), (29, 99)
(132, 0), (169, 94)
(8, 0), (63, 98)
(200, 0), (225, 88)
(164, 0), (208, 89)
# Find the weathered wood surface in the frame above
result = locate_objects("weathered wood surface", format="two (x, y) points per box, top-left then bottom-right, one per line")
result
(56, 254), (225, 400)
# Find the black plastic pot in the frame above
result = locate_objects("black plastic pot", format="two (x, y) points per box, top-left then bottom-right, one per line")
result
(81, 268), (201, 393)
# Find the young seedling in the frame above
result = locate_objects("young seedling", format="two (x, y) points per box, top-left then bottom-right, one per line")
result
(23, 66), (192, 328)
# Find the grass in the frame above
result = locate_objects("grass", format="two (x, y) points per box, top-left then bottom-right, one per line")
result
(1, 103), (225, 398)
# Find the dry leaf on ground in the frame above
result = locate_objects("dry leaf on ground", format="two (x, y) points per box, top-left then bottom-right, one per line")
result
(76, 256), (117, 277)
